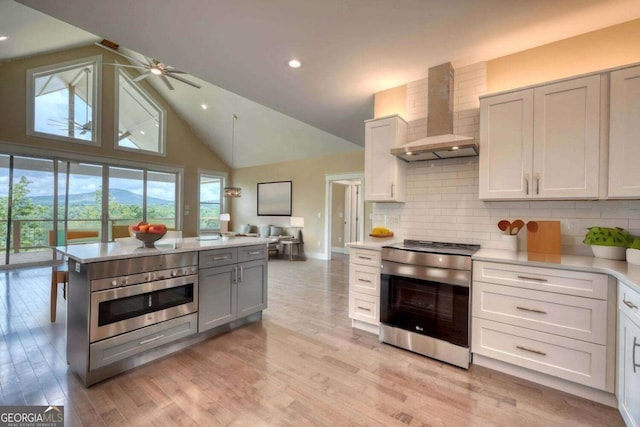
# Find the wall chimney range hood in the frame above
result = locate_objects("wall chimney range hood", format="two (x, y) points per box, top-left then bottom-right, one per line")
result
(390, 63), (478, 162)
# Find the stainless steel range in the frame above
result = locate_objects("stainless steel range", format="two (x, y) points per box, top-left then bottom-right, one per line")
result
(379, 240), (480, 369)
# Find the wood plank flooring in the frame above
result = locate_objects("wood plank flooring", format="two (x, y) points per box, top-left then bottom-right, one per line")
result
(0, 255), (625, 426)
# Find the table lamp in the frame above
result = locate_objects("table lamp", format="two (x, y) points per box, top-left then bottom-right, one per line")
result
(220, 213), (231, 234)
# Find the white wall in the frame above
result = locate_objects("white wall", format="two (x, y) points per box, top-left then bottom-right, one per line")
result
(371, 63), (640, 255)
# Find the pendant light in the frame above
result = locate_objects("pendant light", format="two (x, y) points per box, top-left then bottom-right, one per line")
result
(223, 114), (242, 197)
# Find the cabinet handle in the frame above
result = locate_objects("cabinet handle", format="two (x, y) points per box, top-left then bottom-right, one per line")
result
(535, 173), (540, 195)
(213, 255), (230, 261)
(233, 266), (238, 283)
(390, 183), (394, 198)
(239, 265), (244, 282)
(139, 334), (165, 345)
(634, 337), (639, 374)
(516, 345), (546, 356)
(524, 173), (530, 195)
(517, 275), (548, 282)
(624, 299), (638, 310)
(357, 306), (371, 312)
(358, 278), (372, 283)
(516, 306), (547, 314)
(358, 255), (373, 260)
(248, 251), (262, 255)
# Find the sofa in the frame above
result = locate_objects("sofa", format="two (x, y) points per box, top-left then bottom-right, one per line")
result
(236, 224), (301, 258)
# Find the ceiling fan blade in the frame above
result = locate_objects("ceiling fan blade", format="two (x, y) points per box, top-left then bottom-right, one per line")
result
(103, 63), (148, 70)
(165, 69), (188, 75)
(118, 131), (132, 141)
(133, 72), (151, 82)
(94, 42), (148, 67)
(160, 75), (174, 90)
(167, 73), (201, 89)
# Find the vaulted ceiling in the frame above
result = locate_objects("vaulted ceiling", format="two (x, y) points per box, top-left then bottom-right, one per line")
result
(4, 0), (640, 168)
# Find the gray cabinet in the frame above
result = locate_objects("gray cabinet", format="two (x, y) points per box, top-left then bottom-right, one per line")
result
(618, 281), (640, 427)
(198, 245), (267, 333)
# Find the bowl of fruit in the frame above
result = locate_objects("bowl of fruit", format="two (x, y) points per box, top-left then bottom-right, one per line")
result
(130, 222), (167, 248)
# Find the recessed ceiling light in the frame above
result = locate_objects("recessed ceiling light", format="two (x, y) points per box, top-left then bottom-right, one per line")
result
(140, 130), (145, 135)
(451, 146), (459, 150)
(201, 104), (208, 110)
(0, 36), (8, 42)
(288, 59), (301, 68)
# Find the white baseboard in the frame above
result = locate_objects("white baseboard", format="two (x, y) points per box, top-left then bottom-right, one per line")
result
(332, 246), (345, 254)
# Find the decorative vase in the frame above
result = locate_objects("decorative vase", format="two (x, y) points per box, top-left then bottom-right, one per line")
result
(590, 245), (626, 261)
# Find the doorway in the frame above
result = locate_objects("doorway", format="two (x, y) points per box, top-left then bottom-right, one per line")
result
(324, 173), (366, 260)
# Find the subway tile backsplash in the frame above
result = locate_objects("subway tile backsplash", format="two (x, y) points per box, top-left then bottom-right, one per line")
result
(371, 62), (640, 255)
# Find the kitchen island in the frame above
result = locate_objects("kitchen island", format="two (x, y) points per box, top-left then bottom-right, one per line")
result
(57, 236), (271, 386)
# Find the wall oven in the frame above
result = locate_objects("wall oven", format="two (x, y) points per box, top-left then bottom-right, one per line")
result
(89, 256), (198, 343)
(380, 240), (479, 369)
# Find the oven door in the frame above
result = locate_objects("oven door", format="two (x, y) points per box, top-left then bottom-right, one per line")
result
(90, 274), (198, 342)
(381, 261), (470, 347)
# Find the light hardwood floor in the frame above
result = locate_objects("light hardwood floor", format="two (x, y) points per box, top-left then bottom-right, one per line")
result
(0, 255), (625, 426)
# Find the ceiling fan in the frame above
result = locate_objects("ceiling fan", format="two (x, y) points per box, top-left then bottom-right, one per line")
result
(96, 39), (201, 90)
(48, 118), (92, 135)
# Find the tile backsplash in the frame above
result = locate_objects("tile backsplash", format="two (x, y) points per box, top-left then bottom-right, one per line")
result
(371, 157), (640, 255)
(371, 62), (640, 255)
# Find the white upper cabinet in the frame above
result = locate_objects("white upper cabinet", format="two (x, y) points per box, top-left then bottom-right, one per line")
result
(479, 90), (534, 199)
(480, 75), (601, 200)
(608, 65), (640, 198)
(364, 115), (407, 202)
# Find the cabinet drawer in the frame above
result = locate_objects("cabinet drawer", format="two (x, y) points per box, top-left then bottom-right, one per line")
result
(237, 244), (267, 262)
(349, 292), (379, 325)
(350, 248), (381, 267)
(473, 261), (608, 299)
(349, 263), (380, 296)
(473, 282), (607, 344)
(472, 318), (606, 390)
(199, 247), (237, 268)
(619, 281), (640, 326)
(90, 313), (197, 370)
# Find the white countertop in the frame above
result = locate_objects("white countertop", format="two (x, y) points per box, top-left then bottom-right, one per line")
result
(346, 238), (401, 251)
(474, 248), (640, 293)
(56, 236), (271, 264)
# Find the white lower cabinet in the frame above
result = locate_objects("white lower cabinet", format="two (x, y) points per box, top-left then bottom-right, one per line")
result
(618, 281), (640, 427)
(348, 247), (381, 334)
(472, 261), (615, 396)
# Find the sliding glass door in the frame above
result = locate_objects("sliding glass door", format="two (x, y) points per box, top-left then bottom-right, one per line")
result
(0, 151), (180, 268)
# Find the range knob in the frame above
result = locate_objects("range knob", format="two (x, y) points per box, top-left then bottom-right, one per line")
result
(111, 280), (118, 287)
(171, 271), (177, 277)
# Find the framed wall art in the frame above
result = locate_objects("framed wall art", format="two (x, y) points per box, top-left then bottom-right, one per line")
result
(257, 181), (292, 216)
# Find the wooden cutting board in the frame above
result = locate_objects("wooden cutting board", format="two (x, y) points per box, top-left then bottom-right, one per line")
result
(527, 220), (561, 254)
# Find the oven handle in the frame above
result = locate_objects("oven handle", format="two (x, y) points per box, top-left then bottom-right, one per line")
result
(91, 274), (198, 303)
(381, 261), (471, 288)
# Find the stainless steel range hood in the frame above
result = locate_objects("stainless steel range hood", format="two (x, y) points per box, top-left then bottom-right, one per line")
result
(391, 63), (478, 162)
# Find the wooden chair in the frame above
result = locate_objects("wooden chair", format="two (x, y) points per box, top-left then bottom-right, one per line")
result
(111, 224), (132, 240)
(49, 229), (99, 323)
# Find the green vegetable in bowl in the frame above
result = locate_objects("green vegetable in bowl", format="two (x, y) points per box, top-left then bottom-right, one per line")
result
(582, 226), (631, 247)
(629, 237), (640, 250)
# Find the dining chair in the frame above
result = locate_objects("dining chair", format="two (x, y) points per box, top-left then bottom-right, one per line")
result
(49, 229), (99, 323)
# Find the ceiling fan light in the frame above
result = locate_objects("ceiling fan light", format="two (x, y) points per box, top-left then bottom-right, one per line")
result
(150, 67), (162, 75)
(224, 186), (242, 198)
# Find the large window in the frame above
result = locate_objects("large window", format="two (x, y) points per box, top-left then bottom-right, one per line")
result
(27, 56), (101, 145)
(198, 172), (225, 233)
(116, 69), (166, 156)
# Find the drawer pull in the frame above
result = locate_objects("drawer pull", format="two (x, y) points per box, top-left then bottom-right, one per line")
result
(516, 345), (546, 356)
(357, 306), (371, 312)
(516, 306), (547, 315)
(358, 278), (372, 283)
(248, 251), (262, 255)
(358, 256), (373, 260)
(517, 275), (548, 282)
(139, 334), (165, 345)
(634, 337), (639, 374)
(623, 299), (638, 310)
(213, 255), (230, 261)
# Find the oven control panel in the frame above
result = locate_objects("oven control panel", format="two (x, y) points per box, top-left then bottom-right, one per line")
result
(91, 265), (198, 291)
